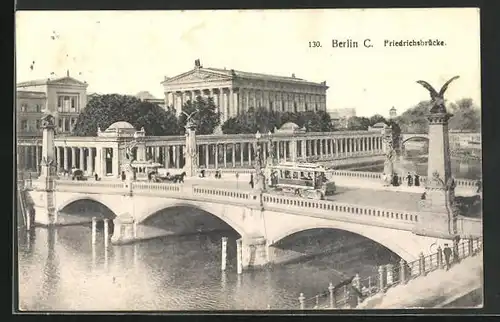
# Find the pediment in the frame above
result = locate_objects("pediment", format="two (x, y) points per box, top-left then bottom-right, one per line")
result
(164, 69), (232, 85)
(48, 77), (87, 86)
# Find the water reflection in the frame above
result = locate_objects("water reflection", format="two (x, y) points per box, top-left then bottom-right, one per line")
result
(18, 225), (399, 311)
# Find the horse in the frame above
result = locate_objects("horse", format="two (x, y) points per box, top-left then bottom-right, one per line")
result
(172, 171), (186, 183)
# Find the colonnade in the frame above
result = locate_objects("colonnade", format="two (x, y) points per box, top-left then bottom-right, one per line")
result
(17, 134), (384, 176)
(165, 88), (326, 123)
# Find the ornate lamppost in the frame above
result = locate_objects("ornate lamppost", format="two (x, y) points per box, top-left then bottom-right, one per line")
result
(253, 131), (265, 191)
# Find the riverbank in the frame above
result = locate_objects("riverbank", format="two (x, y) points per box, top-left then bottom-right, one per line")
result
(356, 251), (483, 309)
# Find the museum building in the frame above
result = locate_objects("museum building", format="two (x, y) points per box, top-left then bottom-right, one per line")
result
(161, 59), (329, 122)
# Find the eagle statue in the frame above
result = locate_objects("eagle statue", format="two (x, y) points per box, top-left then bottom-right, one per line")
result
(416, 76), (460, 114)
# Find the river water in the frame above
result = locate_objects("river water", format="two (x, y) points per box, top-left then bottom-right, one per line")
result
(17, 155), (480, 311)
(17, 223), (399, 311)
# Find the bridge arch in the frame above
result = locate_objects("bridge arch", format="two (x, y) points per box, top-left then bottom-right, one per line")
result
(268, 222), (433, 263)
(135, 200), (249, 239)
(57, 195), (118, 218)
(401, 135), (429, 145)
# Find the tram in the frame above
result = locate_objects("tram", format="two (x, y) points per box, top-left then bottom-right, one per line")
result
(268, 162), (336, 200)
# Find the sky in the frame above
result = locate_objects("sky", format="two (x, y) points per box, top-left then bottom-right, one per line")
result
(16, 8), (481, 117)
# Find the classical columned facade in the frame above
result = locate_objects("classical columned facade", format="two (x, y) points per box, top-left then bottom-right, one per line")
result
(18, 125), (385, 178)
(161, 60), (328, 123)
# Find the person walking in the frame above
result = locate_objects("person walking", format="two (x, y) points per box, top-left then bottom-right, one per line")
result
(249, 174), (254, 189)
(414, 173), (420, 187)
(407, 172), (413, 187)
(443, 243), (452, 271)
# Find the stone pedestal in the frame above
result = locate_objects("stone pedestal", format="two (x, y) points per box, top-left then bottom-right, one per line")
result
(237, 236), (269, 271)
(111, 213), (137, 245)
(414, 112), (457, 239)
(32, 114), (59, 226)
(184, 122), (198, 177)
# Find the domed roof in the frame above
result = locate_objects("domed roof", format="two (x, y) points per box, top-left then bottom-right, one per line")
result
(372, 122), (387, 128)
(106, 121), (135, 131)
(136, 91), (157, 100)
(280, 122), (300, 130)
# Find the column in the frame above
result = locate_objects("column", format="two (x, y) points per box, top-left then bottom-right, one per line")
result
(164, 146), (170, 168)
(205, 144), (209, 168)
(79, 147), (85, 170)
(175, 146), (181, 168)
(112, 147), (119, 177)
(301, 140), (306, 160)
(233, 89), (239, 116)
(70, 147), (76, 168)
(35, 146), (40, 172)
(223, 144), (227, 168)
(240, 143), (244, 167)
(248, 143), (252, 165)
(232, 144), (236, 168)
(214, 144), (219, 169)
(89, 147), (94, 174)
(228, 88), (234, 121)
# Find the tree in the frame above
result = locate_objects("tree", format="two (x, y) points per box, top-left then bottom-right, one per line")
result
(72, 94), (179, 136)
(347, 116), (371, 130)
(396, 100), (431, 133)
(448, 98), (481, 132)
(178, 96), (220, 135)
(369, 114), (386, 126)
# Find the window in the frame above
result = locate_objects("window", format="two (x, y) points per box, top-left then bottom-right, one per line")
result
(64, 118), (70, 132)
(35, 104), (41, 112)
(58, 118), (63, 130)
(58, 96), (63, 108)
(20, 120), (28, 131)
(305, 103), (308, 111)
(269, 101), (273, 111)
(20, 104), (27, 112)
(281, 101), (285, 112)
(294, 102), (298, 113)
(36, 119), (41, 129)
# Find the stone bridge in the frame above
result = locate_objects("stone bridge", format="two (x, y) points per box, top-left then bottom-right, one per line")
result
(25, 179), (482, 271)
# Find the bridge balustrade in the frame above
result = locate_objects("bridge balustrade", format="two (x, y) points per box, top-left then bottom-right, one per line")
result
(133, 182), (182, 193)
(192, 186), (252, 202)
(261, 193), (418, 230)
(54, 180), (126, 194)
(456, 216), (482, 238)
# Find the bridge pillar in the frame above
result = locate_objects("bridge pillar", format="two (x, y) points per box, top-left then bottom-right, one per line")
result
(184, 120), (198, 177)
(30, 114), (59, 226)
(237, 236), (269, 271)
(414, 112), (457, 240)
(111, 213), (137, 245)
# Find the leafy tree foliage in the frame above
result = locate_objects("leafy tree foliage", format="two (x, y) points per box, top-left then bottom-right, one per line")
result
(369, 114), (386, 126)
(178, 96), (220, 135)
(395, 100), (431, 133)
(222, 107), (335, 134)
(346, 116), (371, 130)
(448, 98), (481, 132)
(394, 98), (480, 133)
(72, 94), (179, 136)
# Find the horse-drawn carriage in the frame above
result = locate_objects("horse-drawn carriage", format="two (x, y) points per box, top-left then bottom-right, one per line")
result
(151, 168), (186, 183)
(268, 162), (336, 200)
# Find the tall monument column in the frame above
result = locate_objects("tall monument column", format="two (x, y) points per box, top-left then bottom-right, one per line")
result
(414, 76), (460, 239)
(32, 114), (59, 225)
(184, 116), (198, 177)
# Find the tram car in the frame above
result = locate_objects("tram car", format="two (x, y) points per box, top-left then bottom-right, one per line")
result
(269, 162), (336, 200)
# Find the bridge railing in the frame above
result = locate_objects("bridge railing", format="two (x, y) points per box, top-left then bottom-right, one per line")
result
(262, 193), (419, 230)
(297, 237), (483, 309)
(192, 186), (254, 203)
(51, 180), (127, 194)
(456, 216), (482, 238)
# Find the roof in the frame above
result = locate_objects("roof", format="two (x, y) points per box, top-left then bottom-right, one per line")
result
(136, 91), (157, 100)
(106, 121), (135, 131)
(280, 122), (300, 130)
(17, 76), (88, 87)
(162, 66), (328, 87)
(17, 90), (46, 98)
(372, 122), (387, 128)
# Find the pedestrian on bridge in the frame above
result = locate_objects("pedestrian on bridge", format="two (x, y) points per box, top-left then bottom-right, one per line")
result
(407, 172), (413, 187)
(249, 174), (254, 189)
(443, 243), (452, 271)
(414, 174), (420, 187)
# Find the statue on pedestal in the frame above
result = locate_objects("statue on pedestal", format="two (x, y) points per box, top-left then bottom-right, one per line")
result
(416, 76), (460, 114)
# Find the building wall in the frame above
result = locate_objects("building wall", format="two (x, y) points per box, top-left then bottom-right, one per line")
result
(17, 79), (88, 135)
(162, 69), (327, 123)
(16, 92), (46, 136)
